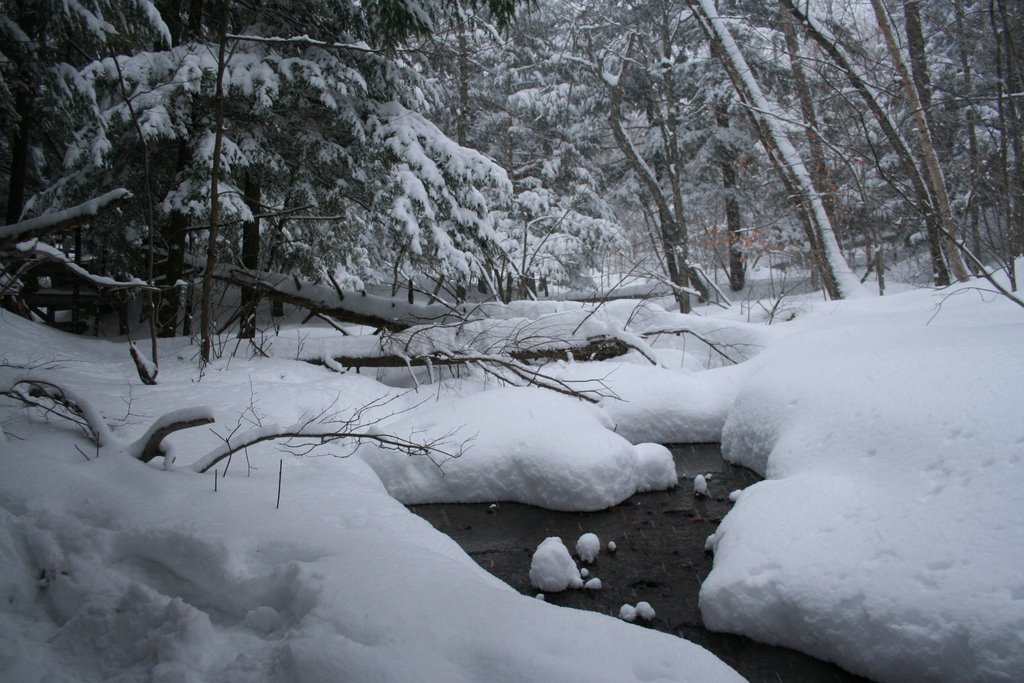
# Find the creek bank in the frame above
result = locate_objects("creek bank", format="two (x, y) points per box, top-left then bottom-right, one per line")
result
(409, 443), (870, 683)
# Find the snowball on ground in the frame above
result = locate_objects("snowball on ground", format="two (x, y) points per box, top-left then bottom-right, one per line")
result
(576, 533), (601, 563)
(607, 541), (617, 553)
(529, 537), (583, 592)
(702, 289), (1024, 683)
(619, 605), (637, 622)
(580, 568), (590, 578)
(584, 578), (603, 590)
(728, 489), (742, 503)
(358, 387), (676, 511)
(636, 602), (656, 621)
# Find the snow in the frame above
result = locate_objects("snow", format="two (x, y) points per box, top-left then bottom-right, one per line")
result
(636, 601), (656, 621)
(701, 285), (1024, 682)
(0, 312), (743, 683)
(576, 533), (600, 563)
(358, 387), (677, 511)
(529, 537), (583, 592)
(3, 266), (1024, 682)
(584, 578), (603, 590)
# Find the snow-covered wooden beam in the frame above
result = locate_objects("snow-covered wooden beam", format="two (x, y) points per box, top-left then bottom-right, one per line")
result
(0, 189), (132, 247)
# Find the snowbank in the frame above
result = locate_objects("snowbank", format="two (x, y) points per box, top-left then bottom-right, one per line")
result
(704, 292), (1024, 683)
(0, 312), (741, 683)
(596, 363), (748, 444)
(360, 387), (677, 511)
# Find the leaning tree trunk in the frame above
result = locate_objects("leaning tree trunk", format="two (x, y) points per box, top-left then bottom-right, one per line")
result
(687, 0), (862, 299)
(779, 0), (954, 287)
(870, 0), (970, 282)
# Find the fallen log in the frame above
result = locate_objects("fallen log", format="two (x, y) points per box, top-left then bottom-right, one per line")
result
(319, 335), (633, 369)
(213, 267), (477, 331)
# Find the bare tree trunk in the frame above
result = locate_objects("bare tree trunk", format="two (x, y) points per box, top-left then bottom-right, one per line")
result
(715, 106), (745, 292)
(780, 3), (840, 238)
(954, 0), (983, 265)
(158, 144), (190, 337)
(200, 2), (230, 363)
(239, 173), (261, 339)
(6, 87), (32, 225)
(870, 0), (970, 282)
(456, 11), (470, 147)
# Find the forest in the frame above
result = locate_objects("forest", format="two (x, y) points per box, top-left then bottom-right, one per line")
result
(1, 1), (1023, 682)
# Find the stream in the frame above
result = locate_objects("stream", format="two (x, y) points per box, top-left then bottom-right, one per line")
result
(409, 444), (870, 683)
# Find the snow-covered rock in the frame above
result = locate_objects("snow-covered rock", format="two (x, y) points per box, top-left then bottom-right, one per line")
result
(529, 537), (583, 592)
(576, 533), (600, 563)
(636, 601), (656, 621)
(693, 474), (708, 497)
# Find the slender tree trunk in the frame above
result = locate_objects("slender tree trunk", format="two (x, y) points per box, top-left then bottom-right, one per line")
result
(239, 173), (261, 339)
(780, 3), (840, 239)
(456, 12), (470, 147)
(200, 2), (229, 363)
(6, 87), (32, 225)
(954, 0), (983, 265)
(716, 107), (744, 292)
(158, 141), (190, 337)
(870, 0), (970, 282)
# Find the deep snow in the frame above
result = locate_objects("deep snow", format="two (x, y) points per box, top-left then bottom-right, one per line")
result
(1, 270), (1023, 682)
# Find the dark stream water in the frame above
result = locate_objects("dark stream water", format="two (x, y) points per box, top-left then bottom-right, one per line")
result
(409, 444), (870, 683)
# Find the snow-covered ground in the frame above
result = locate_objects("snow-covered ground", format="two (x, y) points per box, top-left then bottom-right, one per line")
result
(1, 270), (1022, 682)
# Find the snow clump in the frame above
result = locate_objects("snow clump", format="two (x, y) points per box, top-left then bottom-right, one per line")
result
(607, 541), (617, 553)
(584, 578), (603, 590)
(619, 604), (637, 622)
(529, 537), (583, 592)
(576, 533), (600, 563)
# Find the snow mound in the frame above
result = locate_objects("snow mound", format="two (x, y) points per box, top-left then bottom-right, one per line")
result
(360, 387), (676, 510)
(530, 537), (583, 592)
(705, 309), (1024, 683)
